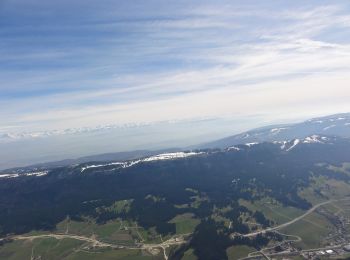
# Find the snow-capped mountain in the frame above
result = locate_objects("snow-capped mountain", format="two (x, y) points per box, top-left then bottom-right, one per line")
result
(0, 151), (206, 177)
(198, 113), (350, 149)
(0, 123), (155, 142)
(223, 135), (335, 153)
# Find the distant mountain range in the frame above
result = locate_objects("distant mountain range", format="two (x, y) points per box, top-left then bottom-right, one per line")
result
(1, 134), (339, 178)
(2, 112), (350, 173)
(1, 148), (181, 173)
(197, 113), (350, 149)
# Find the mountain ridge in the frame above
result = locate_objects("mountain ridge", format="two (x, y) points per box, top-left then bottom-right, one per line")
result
(2, 112), (350, 173)
(196, 113), (350, 149)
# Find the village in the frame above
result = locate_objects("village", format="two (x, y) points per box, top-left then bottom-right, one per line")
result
(242, 202), (350, 260)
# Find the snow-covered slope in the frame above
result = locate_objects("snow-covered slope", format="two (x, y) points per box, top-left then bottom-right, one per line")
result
(0, 171), (48, 179)
(274, 135), (332, 152)
(0, 135), (344, 178)
(198, 113), (350, 149)
(80, 151), (204, 173)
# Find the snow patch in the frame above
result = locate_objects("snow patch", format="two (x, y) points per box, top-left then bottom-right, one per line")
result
(270, 128), (288, 134)
(25, 171), (48, 177)
(143, 152), (201, 162)
(286, 139), (300, 151)
(245, 142), (259, 147)
(81, 152), (204, 173)
(227, 146), (241, 151)
(276, 141), (287, 150)
(0, 171), (48, 179)
(323, 125), (336, 131)
(279, 135), (329, 152)
(303, 135), (324, 143)
(80, 162), (126, 172)
(0, 174), (19, 178)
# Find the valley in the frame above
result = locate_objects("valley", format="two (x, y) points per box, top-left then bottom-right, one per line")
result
(1, 114), (350, 259)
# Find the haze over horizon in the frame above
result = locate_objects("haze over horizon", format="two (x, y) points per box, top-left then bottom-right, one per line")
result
(1, 0), (350, 168)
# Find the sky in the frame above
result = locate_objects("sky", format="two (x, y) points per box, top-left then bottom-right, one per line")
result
(1, 0), (350, 169)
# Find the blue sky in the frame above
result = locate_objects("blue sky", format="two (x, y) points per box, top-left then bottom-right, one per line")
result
(1, 0), (350, 168)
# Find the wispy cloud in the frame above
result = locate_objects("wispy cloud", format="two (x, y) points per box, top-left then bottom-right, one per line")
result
(1, 0), (350, 149)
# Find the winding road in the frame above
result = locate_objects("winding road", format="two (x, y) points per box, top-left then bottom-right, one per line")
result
(241, 198), (350, 238)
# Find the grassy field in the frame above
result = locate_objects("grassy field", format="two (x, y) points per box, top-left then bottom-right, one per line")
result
(0, 213), (182, 260)
(239, 198), (305, 225)
(0, 238), (84, 260)
(226, 245), (255, 260)
(0, 216), (168, 259)
(181, 248), (197, 260)
(169, 213), (200, 234)
(55, 218), (156, 244)
(327, 162), (350, 176)
(56, 218), (97, 236)
(0, 238), (163, 260)
(333, 200), (350, 217)
(65, 248), (157, 260)
(299, 175), (350, 205)
(280, 210), (332, 249)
